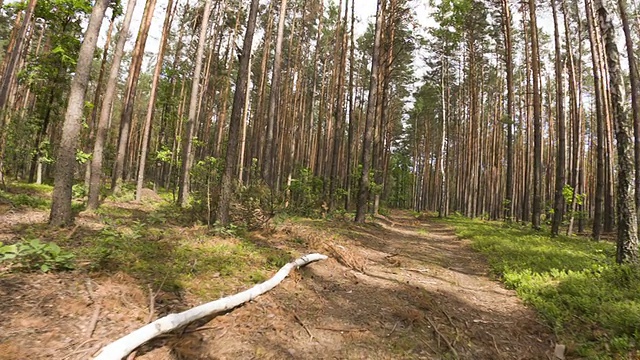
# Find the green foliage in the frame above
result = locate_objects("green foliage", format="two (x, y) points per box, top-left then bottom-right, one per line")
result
(154, 146), (173, 164)
(212, 222), (240, 237)
(288, 168), (324, 217)
(80, 221), (294, 294)
(0, 184), (51, 209)
(72, 183), (87, 199)
(189, 156), (222, 223)
(75, 149), (92, 164)
(447, 217), (640, 357)
(0, 239), (75, 272)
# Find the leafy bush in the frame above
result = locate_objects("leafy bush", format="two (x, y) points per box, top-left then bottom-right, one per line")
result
(72, 183), (87, 199)
(446, 217), (639, 358)
(288, 168), (324, 217)
(0, 239), (75, 272)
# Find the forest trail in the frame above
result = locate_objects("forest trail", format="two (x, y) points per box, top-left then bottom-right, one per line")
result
(193, 211), (557, 360)
(0, 207), (557, 360)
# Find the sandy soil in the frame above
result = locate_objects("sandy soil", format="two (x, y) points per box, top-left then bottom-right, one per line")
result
(0, 208), (557, 359)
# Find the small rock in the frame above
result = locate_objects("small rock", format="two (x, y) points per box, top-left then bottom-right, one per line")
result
(554, 344), (566, 360)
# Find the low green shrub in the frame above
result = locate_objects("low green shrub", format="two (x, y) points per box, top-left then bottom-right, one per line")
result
(446, 217), (639, 358)
(0, 239), (75, 272)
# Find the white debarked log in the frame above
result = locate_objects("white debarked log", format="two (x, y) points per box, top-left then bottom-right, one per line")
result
(93, 253), (328, 360)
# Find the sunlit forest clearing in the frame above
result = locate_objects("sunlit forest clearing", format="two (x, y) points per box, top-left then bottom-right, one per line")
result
(0, 0), (640, 358)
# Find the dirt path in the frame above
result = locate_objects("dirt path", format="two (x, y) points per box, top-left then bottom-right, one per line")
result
(171, 211), (556, 360)
(0, 209), (556, 359)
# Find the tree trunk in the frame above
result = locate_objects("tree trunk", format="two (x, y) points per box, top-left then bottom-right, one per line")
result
(216, 0), (260, 226)
(329, 0), (349, 211)
(551, 0), (566, 237)
(501, 0), (514, 221)
(529, 0), (542, 230)
(345, 0), (356, 210)
(439, 56), (448, 218)
(49, 0), (110, 226)
(84, 13), (115, 189)
(616, 0), (640, 218)
(262, 0), (288, 188)
(596, 0), (639, 264)
(135, 0), (175, 201)
(355, 0), (384, 223)
(112, 0), (158, 193)
(0, 0), (37, 184)
(177, 0), (212, 207)
(586, 0), (606, 240)
(87, 0), (138, 211)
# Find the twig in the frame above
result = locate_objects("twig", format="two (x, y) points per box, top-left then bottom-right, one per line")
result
(60, 339), (97, 360)
(294, 313), (314, 339)
(426, 316), (459, 359)
(183, 326), (223, 334)
(66, 224), (80, 240)
(85, 304), (101, 339)
(402, 268), (430, 274)
(489, 332), (501, 356)
(386, 321), (399, 337)
(419, 338), (438, 356)
(84, 279), (95, 305)
(315, 326), (368, 332)
(441, 309), (460, 346)
(146, 285), (155, 324)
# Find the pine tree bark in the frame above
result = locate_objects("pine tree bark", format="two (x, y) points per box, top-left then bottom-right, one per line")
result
(551, 0), (565, 237)
(529, 0), (543, 230)
(329, 0), (349, 211)
(216, 0), (260, 226)
(262, 0), (288, 188)
(586, 0), (606, 240)
(355, 0), (384, 223)
(83, 14), (115, 189)
(596, 0), (639, 264)
(177, 0), (212, 207)
(616, 0), (640, 217)
(49, 0), (110, 226)
(135, 0), (175, 201)
(501, 0), (514, 221)
(87, 0), (138, 211)
(112, 0), (158, 193)
(0, 0), (37, 184)
(345, 0), (356, 210)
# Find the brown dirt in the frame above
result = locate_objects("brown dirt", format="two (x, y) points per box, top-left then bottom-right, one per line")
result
(0, 208), (557, 360)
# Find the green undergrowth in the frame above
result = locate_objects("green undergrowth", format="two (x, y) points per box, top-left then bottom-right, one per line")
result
(444, 216), (640, 359)
(0, 182), (53, 209)
(1, 182), (299, 301)
(75, 205), (295, 298)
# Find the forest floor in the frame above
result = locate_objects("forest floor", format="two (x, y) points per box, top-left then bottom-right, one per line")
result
(0, 185), (558, 360)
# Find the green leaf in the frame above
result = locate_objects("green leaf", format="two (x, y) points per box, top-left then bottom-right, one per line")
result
(40, 264), (50, 272)
(0, 244), (18, 254)
(48, 243), (61, 255)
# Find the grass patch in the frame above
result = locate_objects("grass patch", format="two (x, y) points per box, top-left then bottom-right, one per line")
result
(76, 215), (295, 298)
(444, 216), (639, 358)
(0, 183), (52, 210)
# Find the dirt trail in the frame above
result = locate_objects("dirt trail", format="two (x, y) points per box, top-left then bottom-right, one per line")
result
(0, 209), (556, 360)
(178, 211), (556, 360)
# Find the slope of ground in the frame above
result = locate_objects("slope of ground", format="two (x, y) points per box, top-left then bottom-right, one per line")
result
(0, 190), (556, 359)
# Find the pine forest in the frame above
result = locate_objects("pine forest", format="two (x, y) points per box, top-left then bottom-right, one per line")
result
(1, 0), (640, 358)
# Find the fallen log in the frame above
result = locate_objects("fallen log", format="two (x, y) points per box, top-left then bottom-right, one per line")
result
(93, 253), (328, 360)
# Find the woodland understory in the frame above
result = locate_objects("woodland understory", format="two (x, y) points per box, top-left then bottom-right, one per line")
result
(1, 0), (640, 357)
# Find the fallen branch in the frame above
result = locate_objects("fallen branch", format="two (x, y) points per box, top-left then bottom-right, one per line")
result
(86, 305), (101, 339)
(92, 253), (328, 360)
(294, 313), (314, 339)
(426, 316), (458, 359)
(315, 326), (367, 332)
